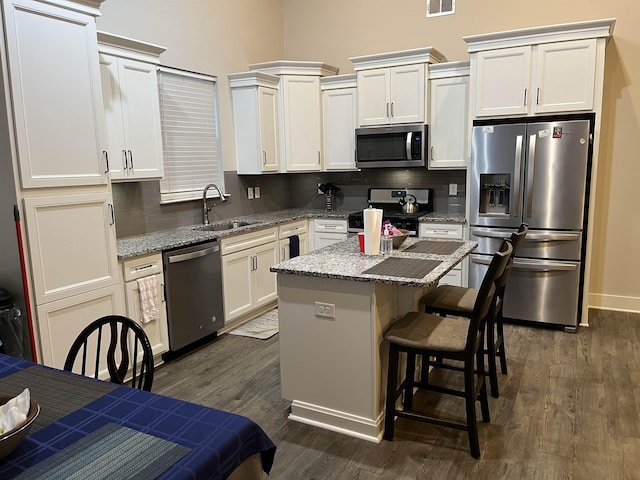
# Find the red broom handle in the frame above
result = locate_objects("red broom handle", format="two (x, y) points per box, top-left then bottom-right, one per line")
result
(13, 205), (38, 363)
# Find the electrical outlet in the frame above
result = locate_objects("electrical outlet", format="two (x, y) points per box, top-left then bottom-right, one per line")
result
(247, 187), (254, 199)
(314, 301), (335, 319)
(317, 183), (323, 195)
(254, 186), (261, 199)
(449, 183), (458, 196)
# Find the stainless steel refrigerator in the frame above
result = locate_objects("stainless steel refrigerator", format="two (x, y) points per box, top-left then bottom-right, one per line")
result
(468, 118), (592, 331)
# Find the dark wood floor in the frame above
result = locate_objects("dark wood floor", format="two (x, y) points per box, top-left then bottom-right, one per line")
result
(153, 309), (640, 479)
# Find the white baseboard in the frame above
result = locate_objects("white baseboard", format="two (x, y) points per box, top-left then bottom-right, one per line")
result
(289, 400), (383, 444)
(588, 293), (640, 314)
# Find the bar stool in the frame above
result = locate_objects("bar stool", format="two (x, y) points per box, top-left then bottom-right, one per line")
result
(383, 240), (512, 458)
(418, 224), (528, 397)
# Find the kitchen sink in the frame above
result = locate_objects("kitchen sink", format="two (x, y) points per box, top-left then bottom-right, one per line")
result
(193, 220), (256, 232)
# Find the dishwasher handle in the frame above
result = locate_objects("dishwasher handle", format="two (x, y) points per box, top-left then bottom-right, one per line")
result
(167, 244), (219, 264)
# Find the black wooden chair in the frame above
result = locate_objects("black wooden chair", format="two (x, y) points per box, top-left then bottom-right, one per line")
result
(383, 240), (512, 459)
(64, 315), (154, 391)
(418, 224), (528, 397)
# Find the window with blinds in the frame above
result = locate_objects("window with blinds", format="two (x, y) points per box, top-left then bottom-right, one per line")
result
(157, 67), (224, 204)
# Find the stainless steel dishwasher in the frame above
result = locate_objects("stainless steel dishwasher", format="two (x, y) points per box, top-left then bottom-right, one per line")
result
(162, 240), (224, 352)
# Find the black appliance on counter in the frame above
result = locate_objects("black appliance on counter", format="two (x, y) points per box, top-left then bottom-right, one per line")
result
(347, 188), (433, 236)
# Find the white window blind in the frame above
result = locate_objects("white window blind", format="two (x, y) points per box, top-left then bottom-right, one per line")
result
(157, 67), (224, 204)
(427, 0), (455, 17)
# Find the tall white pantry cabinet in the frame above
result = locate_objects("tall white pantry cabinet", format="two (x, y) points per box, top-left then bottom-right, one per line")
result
(0, 0), (123, 367)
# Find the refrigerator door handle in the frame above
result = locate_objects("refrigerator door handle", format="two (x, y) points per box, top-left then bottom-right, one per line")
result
(471, 254), (578, 272)
(524, 232), (581, 242)
(513, 135), (523, 218)
(471, 227), (580, 243)
(470, 228), (513, 240)
(525, 133), (537, 218)
(512, 258), (578, 272)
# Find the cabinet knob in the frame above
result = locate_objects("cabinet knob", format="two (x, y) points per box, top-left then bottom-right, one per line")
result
(122, 150), (128, 170)
(390, 102), (394, 117)
(128, 150), (134, 170)
(103, 151), (109, 173)
(262, 150), (267, 165)
(523, 88), (528, 106)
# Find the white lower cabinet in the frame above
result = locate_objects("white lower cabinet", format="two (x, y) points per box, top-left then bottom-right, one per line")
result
(23, 192), (120, 304)
(121, 253), (169, 361)
(36, 284), (123, 370)
(278, 219), (309, 261)
(419, 223), (465, 286)
(221, 228), (278, 324)
(311, 219), (348, 251)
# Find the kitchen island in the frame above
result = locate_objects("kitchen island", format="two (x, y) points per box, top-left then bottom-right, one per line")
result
(270, 236), (477, 443)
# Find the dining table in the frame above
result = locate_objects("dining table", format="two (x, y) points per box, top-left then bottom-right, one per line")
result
(0, 353), (276, 479)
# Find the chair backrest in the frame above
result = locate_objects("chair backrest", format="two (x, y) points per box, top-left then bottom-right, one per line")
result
(466, 240), (513, 351)
(495, 223), (528, 291)
(63, 315), (154, 391)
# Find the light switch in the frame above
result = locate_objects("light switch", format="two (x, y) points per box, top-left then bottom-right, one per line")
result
(254, 187), (261, 199)
(247, 187), (254, 199)
(449, 184), (458, 196)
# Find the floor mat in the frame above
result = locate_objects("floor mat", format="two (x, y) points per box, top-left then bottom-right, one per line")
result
(229, 308), (279, 339)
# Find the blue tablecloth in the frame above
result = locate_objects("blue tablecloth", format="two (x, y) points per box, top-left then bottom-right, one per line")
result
(0, 353), (276, 479)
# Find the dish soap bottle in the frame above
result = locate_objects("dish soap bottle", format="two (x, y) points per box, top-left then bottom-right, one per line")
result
(381, 224), (393, 255)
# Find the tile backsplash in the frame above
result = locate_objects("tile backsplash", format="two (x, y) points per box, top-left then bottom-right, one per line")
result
(112, 168), (465, 238)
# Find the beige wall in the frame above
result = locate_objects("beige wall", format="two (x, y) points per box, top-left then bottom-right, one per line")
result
(97, 0), (639, 312)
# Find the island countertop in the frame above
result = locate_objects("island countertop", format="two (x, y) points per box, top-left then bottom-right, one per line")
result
(270, 236), (477, 288)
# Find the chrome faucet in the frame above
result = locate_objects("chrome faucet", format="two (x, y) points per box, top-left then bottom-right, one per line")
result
(202, 183), (227, 225)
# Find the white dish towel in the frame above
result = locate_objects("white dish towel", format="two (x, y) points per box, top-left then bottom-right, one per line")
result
(137, 276), (159, 324)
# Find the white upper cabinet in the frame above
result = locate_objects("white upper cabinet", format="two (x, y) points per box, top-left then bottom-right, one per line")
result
(474, 46), (531, 117)
(98, 32), (166, 181)
(248, 61), (339, 173)
(229, 72), (281, 174)
(465, 19), (615, 118)
(280, 75), (323, 171)
(2, 0), (107, 188)
(350, 47), (444, 127)
(428, 62), (470, 169)
(534, 39), (597, 114)
(321, 74), (357, 171)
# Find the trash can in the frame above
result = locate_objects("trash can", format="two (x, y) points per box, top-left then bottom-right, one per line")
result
(0, 287), (24, 358)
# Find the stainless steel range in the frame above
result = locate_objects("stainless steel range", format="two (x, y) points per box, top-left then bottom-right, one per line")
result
(347, 188), (433, 236)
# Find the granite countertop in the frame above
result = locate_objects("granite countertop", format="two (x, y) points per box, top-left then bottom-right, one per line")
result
(117, 208), (467, 260)
(270, 236), (477, 288)
(117, 208), (350, 259)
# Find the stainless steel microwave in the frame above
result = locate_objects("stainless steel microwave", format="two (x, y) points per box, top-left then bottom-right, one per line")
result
(355, 124), (427, 168)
